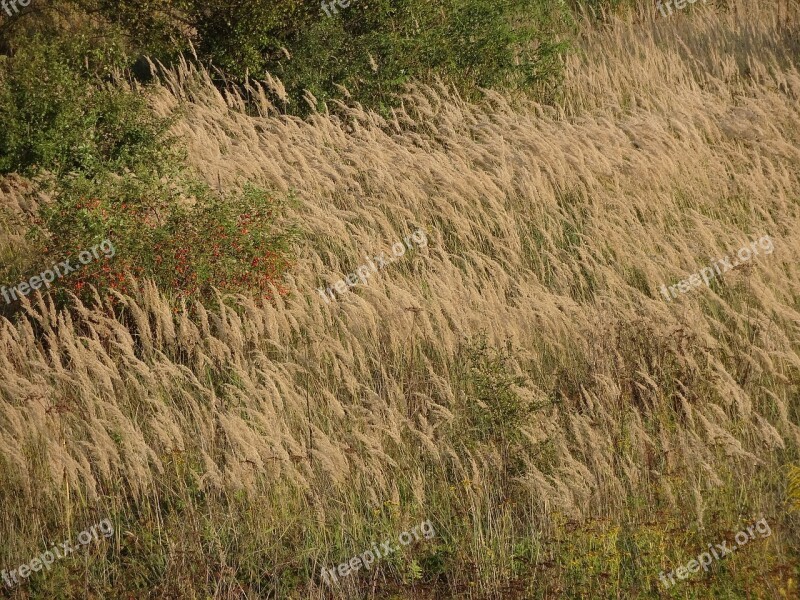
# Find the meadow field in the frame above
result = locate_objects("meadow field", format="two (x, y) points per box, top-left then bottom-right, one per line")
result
(1, 0), (799, 597)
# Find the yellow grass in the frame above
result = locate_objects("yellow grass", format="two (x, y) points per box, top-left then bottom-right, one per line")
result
(0, 0), (799, 597)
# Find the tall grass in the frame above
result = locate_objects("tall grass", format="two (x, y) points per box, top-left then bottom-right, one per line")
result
(0, 0), (799, 597)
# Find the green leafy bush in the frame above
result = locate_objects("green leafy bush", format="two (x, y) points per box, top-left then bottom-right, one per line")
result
(451, 336), (533, 478)
(0, 31), (297, 308)
(31, 177), (298, 305)
(0, 32), (174, 178)
(282, 0), (570, 111)
(67, 0), (570, 114)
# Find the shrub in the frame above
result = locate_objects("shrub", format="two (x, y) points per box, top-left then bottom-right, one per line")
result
(268, 0), (570, 111)
(0, 31), (173, 178)
(31, 177), (298, 305)
(0, 31), (298, 309)
(69, 0), (570, 114)
(452, 336), (533, 477)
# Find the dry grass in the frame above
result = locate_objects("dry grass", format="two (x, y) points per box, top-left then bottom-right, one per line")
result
(1, 0), (799, 597)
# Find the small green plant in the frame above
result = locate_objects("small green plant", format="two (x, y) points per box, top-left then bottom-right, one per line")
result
(456, 337), (529, 444)
(452, 336), (532, 479)
(788, 464), (800, 512)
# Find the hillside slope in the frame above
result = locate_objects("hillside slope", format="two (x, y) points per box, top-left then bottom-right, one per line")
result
(1, 0), (799, 598)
